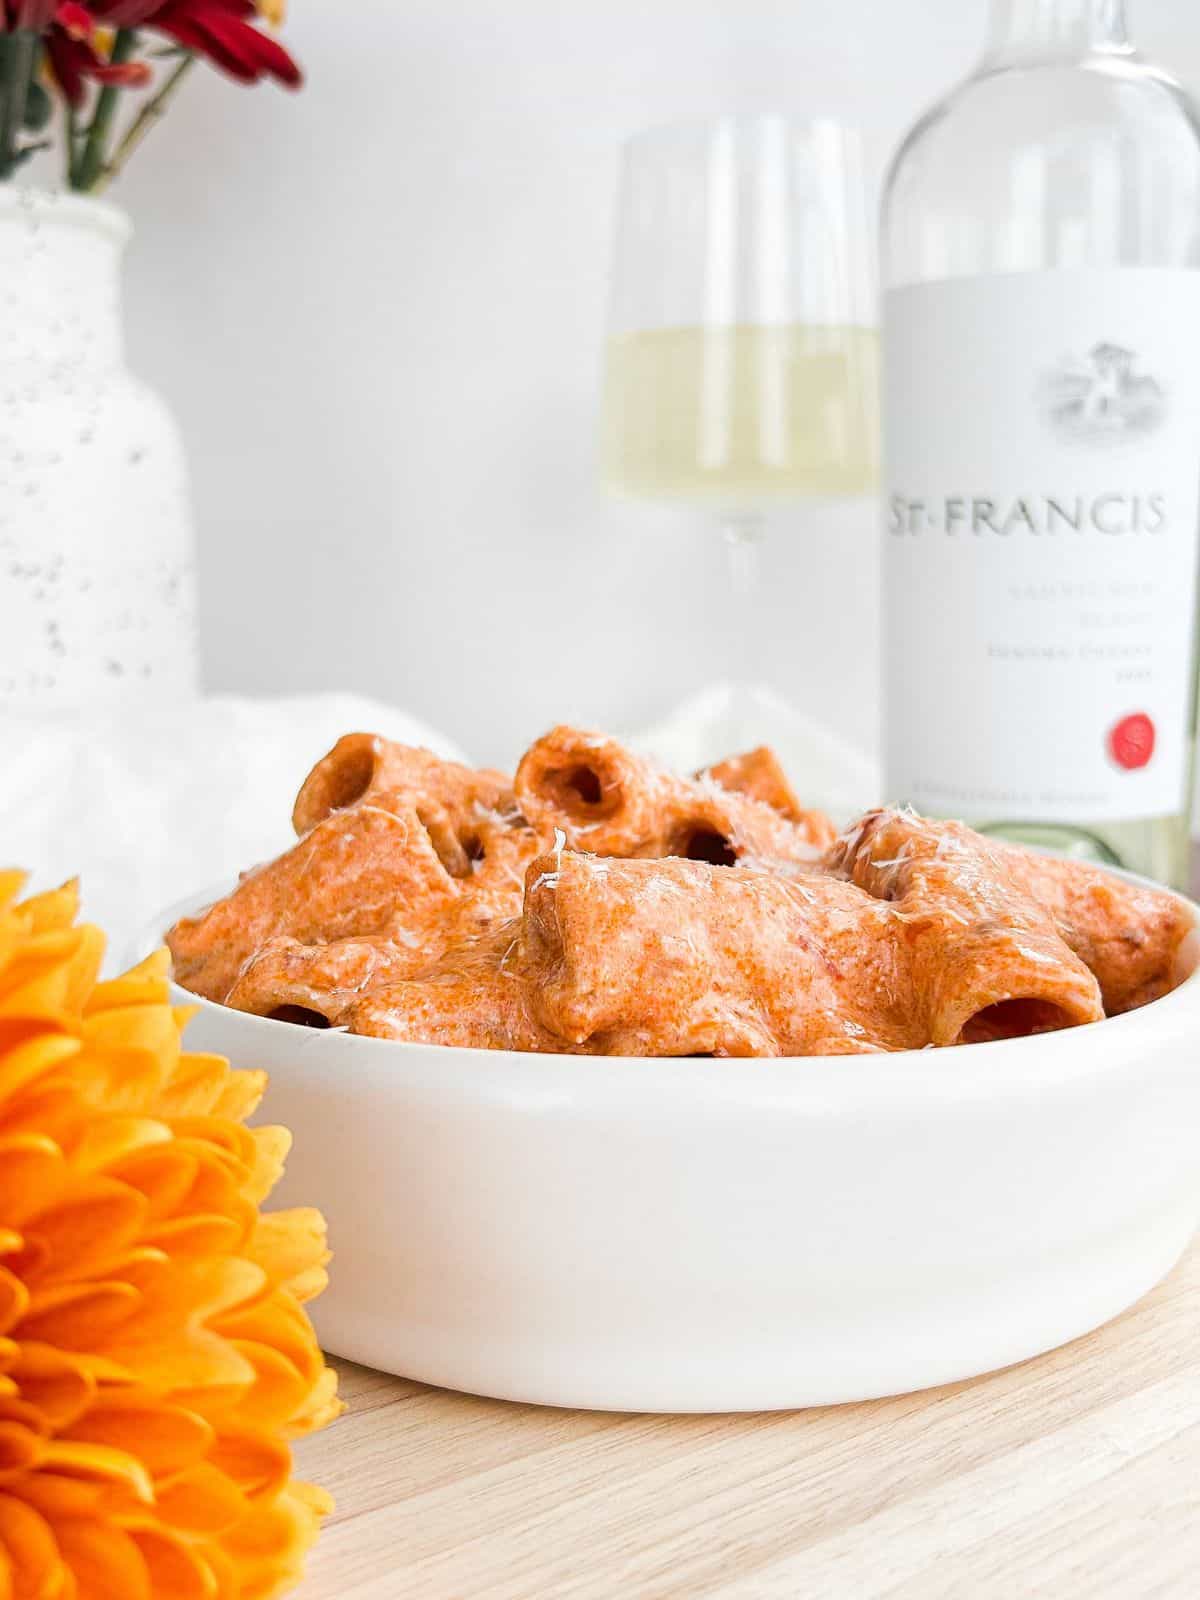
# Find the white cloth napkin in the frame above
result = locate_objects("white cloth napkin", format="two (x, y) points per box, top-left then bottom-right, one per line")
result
(1, 693), (465, 951)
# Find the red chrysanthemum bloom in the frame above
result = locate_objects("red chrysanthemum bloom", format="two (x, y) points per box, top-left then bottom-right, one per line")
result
(94, 1), (300, 86)
(32, 0), (299, 106)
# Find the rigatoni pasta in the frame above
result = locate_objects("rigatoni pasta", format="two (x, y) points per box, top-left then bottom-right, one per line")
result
(168, 806), (459, 1003)
(166, 725), (1193, 1053)
(348, 851), (914, 1055)
(224, 935), (421, 1027)
(991, 842), (1193, 1015)
(828, 810), (1104, 1045)
(291, 731), (520, 882)
(172, 742), (544, 1011)
(518, 849), (916, 1056)
(514, 724), (835, 865)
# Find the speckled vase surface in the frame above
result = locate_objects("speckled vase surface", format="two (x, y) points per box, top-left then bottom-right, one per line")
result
(0, 186), (198, 708)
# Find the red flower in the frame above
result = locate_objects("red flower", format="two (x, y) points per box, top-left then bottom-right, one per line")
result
(94, 0), (301, 86)
(33, 0), (299, 103)
(2, 0), (300, 187)
(43, 3), (152, 103)
(55, 0), (91, 29)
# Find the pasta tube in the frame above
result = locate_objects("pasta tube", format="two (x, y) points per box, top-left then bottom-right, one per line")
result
(992, 845), (1194, 1015)
(167, 805), (458, 1003)
(292, 732), (512, 877)
(224, 934), (424, 1026)
(829, 811), (1105, 1045)
(514, 726), (833, 864)
(350, 848), (914, 1056)
(345, 926), (557, 1051)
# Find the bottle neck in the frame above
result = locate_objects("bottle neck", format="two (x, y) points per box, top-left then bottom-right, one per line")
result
(982, 0), (1130, 65)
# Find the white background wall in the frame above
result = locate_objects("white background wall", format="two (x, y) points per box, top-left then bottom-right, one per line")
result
(100, 0), (1200, 768)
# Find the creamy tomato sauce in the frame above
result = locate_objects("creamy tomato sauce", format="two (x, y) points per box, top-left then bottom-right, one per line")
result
(166, 727), (1192, 1054)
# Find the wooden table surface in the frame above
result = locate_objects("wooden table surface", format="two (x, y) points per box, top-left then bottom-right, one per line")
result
(293, 1236), (1200, 1599)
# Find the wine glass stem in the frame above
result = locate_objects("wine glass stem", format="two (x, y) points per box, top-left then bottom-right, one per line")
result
(723, 514), (765, 696)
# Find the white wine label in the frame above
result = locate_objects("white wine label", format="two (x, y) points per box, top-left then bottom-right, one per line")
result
(883, 270), (1200, 823)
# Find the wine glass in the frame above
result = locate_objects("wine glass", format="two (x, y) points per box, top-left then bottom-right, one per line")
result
(601, 114), (878, 781)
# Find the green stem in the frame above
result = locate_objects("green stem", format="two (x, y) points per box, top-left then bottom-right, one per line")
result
(65, 99), (80, 187)
(95, 52), (194, 193)
(73, 27), (137, 192)
(0, 34), (10, 177)
(0, 30), (36, 181)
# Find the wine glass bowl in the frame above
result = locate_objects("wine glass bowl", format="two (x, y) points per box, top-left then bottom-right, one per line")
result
(600, 114), (878, 764)
(603, 115), (877, 511)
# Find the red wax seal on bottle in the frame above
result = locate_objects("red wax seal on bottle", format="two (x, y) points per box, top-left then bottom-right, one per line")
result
(1108, 712), (1155, 771)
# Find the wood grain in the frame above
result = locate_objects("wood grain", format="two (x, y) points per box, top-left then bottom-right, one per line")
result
(293, 1237), (1200, 1599)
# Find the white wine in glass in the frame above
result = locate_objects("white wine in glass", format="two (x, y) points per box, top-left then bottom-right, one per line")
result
(601, 116), (878, 762)
(604, 323), (878, 504)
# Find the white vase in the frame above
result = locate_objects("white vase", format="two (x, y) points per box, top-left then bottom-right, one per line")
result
(0, 186), (199, 708)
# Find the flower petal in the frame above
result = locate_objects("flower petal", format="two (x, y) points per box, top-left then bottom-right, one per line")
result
(7, 1343), (94, 1430)
(62, 1395), (213, 1480)
(155, 1461), (248, 1535)
(130, 1527), (222, 1600)
(0, 1491), (63, 1600)
(54, 1519), (152, 1600)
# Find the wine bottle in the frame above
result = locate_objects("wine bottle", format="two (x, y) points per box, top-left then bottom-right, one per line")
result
(881, 0), (1200, 889)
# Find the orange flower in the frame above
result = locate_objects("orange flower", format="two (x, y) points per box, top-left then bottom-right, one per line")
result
(0, 871), (340, 1599)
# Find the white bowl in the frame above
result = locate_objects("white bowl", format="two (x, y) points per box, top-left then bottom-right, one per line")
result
(150, 891), (1200, 1412)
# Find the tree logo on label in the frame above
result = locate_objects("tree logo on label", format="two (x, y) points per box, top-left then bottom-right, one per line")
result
(1041, 344), (1166, 442)
(1108, 712), (1156, 771)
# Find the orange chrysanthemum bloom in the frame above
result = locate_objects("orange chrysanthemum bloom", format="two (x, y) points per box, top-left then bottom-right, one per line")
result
(0, 871), (340, 1600)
